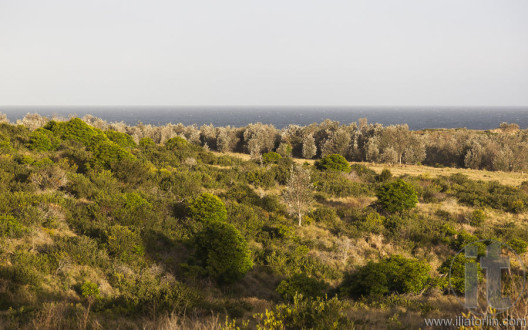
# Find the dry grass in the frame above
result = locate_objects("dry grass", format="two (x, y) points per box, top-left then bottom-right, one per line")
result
(211, 151), (528, 186)
(362, 162), (528, 187)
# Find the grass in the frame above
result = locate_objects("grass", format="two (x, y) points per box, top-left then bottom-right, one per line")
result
(361, 162), (528, 187)
(213, 151), (528, 187)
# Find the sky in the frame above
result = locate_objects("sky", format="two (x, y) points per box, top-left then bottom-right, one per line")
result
(0, 0), (527, 106)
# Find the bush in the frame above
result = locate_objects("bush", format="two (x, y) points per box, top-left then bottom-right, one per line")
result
(165, 136), (188, 149)
(254, 294), (351, 329)
(193, 221), (253, 284)
(139, 137), (155, 147)
(341, 255), (431, 298)
(0, 132), (11, 153)
(0, 215), (28, 238)
(376, 179), (418, 213)
(316, 154), (351, 173)
(28, 128), (57, 151)
(438, 254), (481, 294)
(310, 207), (340, 227)
(80, 281), (100, 298)
(45, 118), (98, 145)
(90, 140), (136, 169)
(276, 273), (326, 301)
(188, 193), (227, 222)
(508, 238), (528, 255)
(469, 209), (486, 226)
(246, 168), (276, 188)
(350, 163), (377, 181)
(377, 169), (392, 182)
(104, 130), (136, 148)
(355, 210), (385, 234)
(313, 172), (371, 197)
(262, 152), (282, 164)
(105, 225), (144, 262)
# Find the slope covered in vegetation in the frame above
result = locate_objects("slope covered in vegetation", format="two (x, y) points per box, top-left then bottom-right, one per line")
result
(1, 117), (528, 328)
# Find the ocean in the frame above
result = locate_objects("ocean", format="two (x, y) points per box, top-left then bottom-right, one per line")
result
(1, 106), (528, 130)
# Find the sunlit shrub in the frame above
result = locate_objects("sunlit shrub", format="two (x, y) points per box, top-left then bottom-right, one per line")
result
(341, 255), (431, 298)
(193, 221), (253, 284)
(316, 154), (351, 172)
(376, 179), (418, 213)
(188, 193), (227, 222)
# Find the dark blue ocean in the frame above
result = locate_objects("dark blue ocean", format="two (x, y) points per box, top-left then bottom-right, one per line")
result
(1, 106), (528, 130)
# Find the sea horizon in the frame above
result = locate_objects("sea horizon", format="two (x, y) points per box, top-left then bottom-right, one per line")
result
(2, 106), (528, 130)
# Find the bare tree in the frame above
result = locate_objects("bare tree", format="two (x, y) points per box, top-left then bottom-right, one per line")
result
(0, 113), (10, 124)
(282, 165), (313, 226)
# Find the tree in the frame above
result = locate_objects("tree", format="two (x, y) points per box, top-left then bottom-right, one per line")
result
(301, 133), (317, 159)
(216, 127), (233, 152)
(320, 127), (351, 158)
(381, 125), (412, 165)
(376, 179), (418, 213)
(283, 165), (313, 226)
(188, 193), (228, 222)
(194, 221), (253, 284)
(316, 154), (351, 172)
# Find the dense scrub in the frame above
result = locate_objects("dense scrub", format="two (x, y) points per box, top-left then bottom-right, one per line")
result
(1, 118), (528, 328)
(6, 113), (528, 171)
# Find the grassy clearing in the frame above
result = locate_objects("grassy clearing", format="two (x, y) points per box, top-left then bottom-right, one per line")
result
(360, 162), (528, 187)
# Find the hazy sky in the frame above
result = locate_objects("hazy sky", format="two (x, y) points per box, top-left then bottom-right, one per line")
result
(1, 0), (527, 106)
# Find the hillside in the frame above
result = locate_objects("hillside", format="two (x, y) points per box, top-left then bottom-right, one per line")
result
(1, 118), (528, 328)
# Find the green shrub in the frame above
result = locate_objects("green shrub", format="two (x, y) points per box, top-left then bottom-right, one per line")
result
(260, 194), (286, 213)
(341, 255), (431, 298)
(0, 215), (28, 238)
(254, 294), (351, 329)
(28, 128), (57, 151)
(227, 202), (266, 238)
(313, 172), (371, 197)
(104, 130), (136, 148)
(469, 209), (486, 226)
(80, 281), (100, 298)
(316, 154), (351, 172)
(377, 169), (392, 182)
(508, 238), (528, 255)
(262, 152), (282, 164)
(438, 254), (481, 294)
(114, 192), (153, 226)
(139, 137), (155, 147)
(376, 179), (418, 213)
(105, 225), (144, 262)
(350, 163), (377, 181)
(193, 221), (253, 284)
(90, 140), (136, 169)
(310, 207), (339, 227)
(355, 210), (385, 234)
(165, 136), (188, 149)
(188, 193), (227, 222)
(45, 118), (99, 145)
(246, 168), (276, 188)
(0, 132), (11, 153)
(276, 273), (327, 301)
(450, 231), (486, 253)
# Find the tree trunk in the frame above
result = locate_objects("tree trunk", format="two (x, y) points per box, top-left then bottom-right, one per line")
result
(298, 212), (302, 226)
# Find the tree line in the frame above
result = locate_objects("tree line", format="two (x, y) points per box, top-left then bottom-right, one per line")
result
(3, 113), (527, 171)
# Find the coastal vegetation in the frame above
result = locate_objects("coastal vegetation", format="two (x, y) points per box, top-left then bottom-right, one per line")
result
(1, 113), (528, 328)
